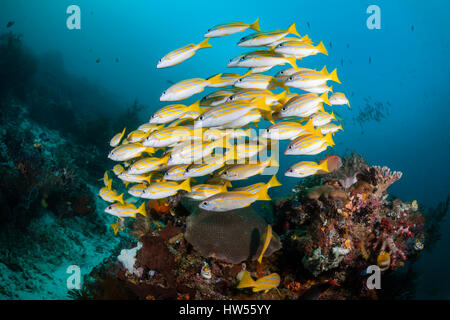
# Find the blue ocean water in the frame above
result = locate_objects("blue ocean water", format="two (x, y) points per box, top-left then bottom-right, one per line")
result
(0, 0), (448, 299)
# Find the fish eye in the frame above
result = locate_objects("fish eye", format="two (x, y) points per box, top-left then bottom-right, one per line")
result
(162, 91), (166, 95)
(237, 79), (242, 82)
(199, 116), (204, 120)
(288, 145), (292, 149)
(202, 201), (207, 206)
(240, 57), (245, 61)
(289, 169), (293, 172)
(279, 43), (284, 47)
(223, 171), (227, 175)
(266, 128), (270, 132)
(280, 71), (284, 75)
(288, 76), (293, 81)
(281, 107), (286, 111)
(229, 97), (233, 101)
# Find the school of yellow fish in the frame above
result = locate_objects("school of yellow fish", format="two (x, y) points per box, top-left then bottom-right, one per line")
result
(99, 18), (350, 292)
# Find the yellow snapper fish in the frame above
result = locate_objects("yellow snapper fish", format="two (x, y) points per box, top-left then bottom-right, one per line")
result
(104, 202), (147, 218)
(138, 123), (164, 133)
(199, 189), (268, 212)
(183, 153), (235, 177)
(143, 126), (201, 148)
(109, 127), (126, 147)
(219, 108), (262, 129)
(284, 66), (341, 89)
(280, 92), (330, 118)
(311, 111), (336, 127)
(329, 92), (350, 107)
(157, 38), (212, 68)
(160, 74), (222, 101)
(126, 129), (152, 143)
(274, 67), (314, 82)
(285, 132), (334, 155)
(234, 73), (288, 91)
(220, 157), (278, 181)
(141, 178), (191, 199)
(163, 164), (190, 181)
(237, 271), (280, 293)
(204, 18), (260, 37)
(150, 101), (202, 124)
(261, 119), (315, 140)
(228, 50), (298, 70)
(167, 137), (230, 165)
(194, 98), (270, 128)
(303, 84), (333, 94)
(127, 155), (169, 175)
(206, 71), (251, 88)
(319, 123), (343, 135)
(99, 187), (124, 204)
(266, 35), (313, 47)
(200, 88), (241, 106)
(112, 164), (125, 176)
(273, 41), (328, 58)
(237, 22), (300, 47)
(128, 183), (149, 198)
(285, 159), (330, 178)
(185, 182), (230, 200)
(118, 171), (153, 184)
(228, 51), (254, 67)
(108, 143), (155, 162)
(257, 225), (275, 263)
(234, 175), (281, 201)
(104, 171), (113, 189)
(226, 88), (287, 107)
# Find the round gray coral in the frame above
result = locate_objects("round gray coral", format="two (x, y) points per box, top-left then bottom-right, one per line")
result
(184, 208), (281, 264)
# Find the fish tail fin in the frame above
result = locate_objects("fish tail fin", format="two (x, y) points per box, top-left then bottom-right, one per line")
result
(285, 56), (298, 70)
(145, 147), (155, 155)
(252, 97), (271, 112)
(144, 174), (153, 184)
(286, 22), (300, 37)
(329, 85), (334, 92)
(242, 69), (252, 77)
(137, 202), (147, 217)
(110, 223), (119, 236)
(338, 124), (344, 131)
(324, 132), (335, 146)
(258, 187), (272, 201)
(249, 17), (260, 31)
(303, 118), (315, 133)
(116, 193), (125, 204)
(330, 111), (336, 120)
(220, 184), (228, 192)
(329, 68), (341, 83)
(198, 37), (212, 49)
(178, 178), (192, 192)
(318, 159), (330, 173)
(316, 41), (328, 55)
(123, 181), (130, 188)
(186, 100), (202, 114)
(319, 103), (325, 113)
(267, 174), (282, 188)
(320, 92), (331, 106)
(320, 65), (329, 75)
(225, 180), (232, 188)
(237, 270), (256, 289)
(121, 127), (127, 137)
(301, 34), (312, 43)
(207, 73), (222, 85)
(275, 90), (288, 104)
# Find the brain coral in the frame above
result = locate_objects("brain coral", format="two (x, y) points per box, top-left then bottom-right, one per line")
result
(184, 208), (281, 264)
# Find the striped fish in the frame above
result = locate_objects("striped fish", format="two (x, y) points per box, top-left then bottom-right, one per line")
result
(238, 23), (300, 47)
(110, 127), (126, 147)
(228, 50), (298, 70)
(199, 189), (267, 212)
(167, 137), (230, 165)
(143, 126), (201, 148)
(274, 67), (314, 82)
(220, 157), (278, 181)
(285, 159), (330, 178)
(234, 73), (288, 91)
(285, 132), (334, 155)
(194, 98), (270, 128)
(311, 111), (336, 127)
(108, 143), (155, 161)
(219, 109), (262, 129)
(280, 92), (331, 118)
(329, 92), (350, 107)
(141, 178), (191, 199)
(150, 101), (202, 124)
(112, 164), (125, 176)
(160, 74), (222, 101)
(319, 123), (343, 135)
(163, 164), (190, 181)
(128, 156), (169, 175)
(137, 123), (163, 133)
(237, 271), (280, 293)
(261, 119), (315, 140)
(234, 175), (281, 201)
(157, 38), (211, 68)
(99, 187), (124, 204)
(206, 71), (251, 88)
(104, 202), (147, 218)
(284, 66), (341, 89)
(127, 129), (151, 143)
(118, 171), (153, 184)
(128, 183), (149, 198)
(183, 154), (233, 177)
(265, 35), (313, 47)
(204, 18), (260, 38)
(274, 41), (328, 58)
(185, 183), (229, 200)
(303, 84), (333, 94)
(226, 88), (287, 107)
(200, 88), (241, 106)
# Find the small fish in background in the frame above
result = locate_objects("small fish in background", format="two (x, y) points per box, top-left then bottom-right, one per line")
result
(88, 48), (93, 53)
(204, 18), (260, 38)
(237, 270), (281, 293)
(340, 58), (344, 67)
(166, 80), (175, 85)
(329, 41), (333, 49)
(96, 58), (101, 63)
(351, 92), (355, 97)
(306, 21), (311, 30)
(285, 159), (329, 178)
(115, 58), (119, 63)
(157, 38), (212, 68)
(369, 56), (372, 64)
(6, 21), (15, 28)
(346, 43), (350, 48)
(411, 25), (415, 32)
